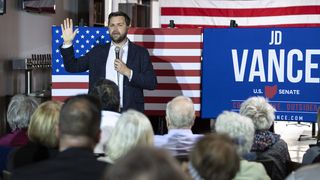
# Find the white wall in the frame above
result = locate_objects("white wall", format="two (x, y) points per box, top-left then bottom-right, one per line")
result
(0, 0), (77, 134)
(106, 0), (160, 27)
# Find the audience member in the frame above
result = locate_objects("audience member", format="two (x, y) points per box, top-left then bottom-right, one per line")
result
(286, 163), (320, 180)
(154, 96), (202, 156)
(302, 108), (320, 165)
(189, 134), (240, 180)
(7, 101), (62, 170)
(0, 94), (39, 147)
(240, 96), (291, 177)
(91, 79), (121, 154)
(12, 95), (109, 180)
(104, 146), (189, 180)
(100, 109), (154, 163)
(215, 111), (270, 180)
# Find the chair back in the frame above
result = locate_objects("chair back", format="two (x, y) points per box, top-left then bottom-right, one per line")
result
(2, 170), (11, 180)
(0, 146), (13, 179)
(255, 154), (284, 180)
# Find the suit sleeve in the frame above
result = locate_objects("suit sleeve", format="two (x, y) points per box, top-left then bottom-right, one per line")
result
(60, 45), (90, 73)
(130, 47), (157, 90)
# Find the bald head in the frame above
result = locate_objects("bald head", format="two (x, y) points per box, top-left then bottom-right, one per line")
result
(166, 96), (195, 129)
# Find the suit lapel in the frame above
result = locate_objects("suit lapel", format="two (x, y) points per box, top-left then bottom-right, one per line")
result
(105, 43), (111, 62)
(125, 41), (136, 85)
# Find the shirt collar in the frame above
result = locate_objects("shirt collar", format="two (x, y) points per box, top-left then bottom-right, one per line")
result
(168, 129), (193, 135)
(111, 38), (129, 49)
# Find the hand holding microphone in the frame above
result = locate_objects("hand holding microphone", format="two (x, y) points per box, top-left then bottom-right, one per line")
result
(114, 46), (131, 78)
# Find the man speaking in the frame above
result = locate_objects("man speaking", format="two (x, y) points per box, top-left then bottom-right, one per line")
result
(60, 11), (157, 113)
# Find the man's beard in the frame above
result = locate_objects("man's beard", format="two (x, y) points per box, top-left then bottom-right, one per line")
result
(111, 32), (127, 44)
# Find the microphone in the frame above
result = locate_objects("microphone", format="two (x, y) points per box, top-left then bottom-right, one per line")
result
(115, 46), (121, 86)
(115, 46), (120, 59)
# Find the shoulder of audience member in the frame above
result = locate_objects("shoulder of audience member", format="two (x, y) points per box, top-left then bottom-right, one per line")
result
(234, 160), (270, 180)
(286, 163), (320, 180)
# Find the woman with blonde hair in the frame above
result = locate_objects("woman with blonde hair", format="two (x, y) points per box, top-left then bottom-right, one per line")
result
(100, 110), (154, 163)
(7, 100), (62, 170)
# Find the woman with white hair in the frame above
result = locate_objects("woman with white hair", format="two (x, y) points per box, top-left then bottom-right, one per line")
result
(99, 109), (154, 163)
(215, 111), (270, 180)
(0, 94), (39, 147)
(240, 96), (291, 178)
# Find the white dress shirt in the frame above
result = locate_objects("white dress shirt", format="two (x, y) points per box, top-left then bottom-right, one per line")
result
(154, 129), (203, 156)
(106, 40), (130, 108)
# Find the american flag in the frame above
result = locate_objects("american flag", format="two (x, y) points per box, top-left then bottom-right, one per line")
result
(160, 0), (320, 28)
(51, 26), (110, 100)
(51, 27), (202, 116)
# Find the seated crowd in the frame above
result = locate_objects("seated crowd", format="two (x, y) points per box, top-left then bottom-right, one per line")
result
(0, 80), (319, 180)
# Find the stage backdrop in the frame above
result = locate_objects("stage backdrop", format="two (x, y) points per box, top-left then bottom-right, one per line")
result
(51, 27), (202, 116)
(202, 27), (320, 122)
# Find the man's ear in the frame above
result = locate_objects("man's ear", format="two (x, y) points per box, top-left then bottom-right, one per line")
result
(191, 114), (196, 127)
(166, 115), (170, 128)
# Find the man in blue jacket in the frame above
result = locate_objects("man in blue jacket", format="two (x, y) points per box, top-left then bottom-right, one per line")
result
(60, 11), (157, 113)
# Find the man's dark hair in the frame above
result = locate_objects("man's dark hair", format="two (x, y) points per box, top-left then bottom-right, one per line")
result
(59, 94), (102, 139)
(190, 134), (240, 180)
(108, 11), (131, 26)
(91, 79), (120, 112)
(104, 147), (188, 180)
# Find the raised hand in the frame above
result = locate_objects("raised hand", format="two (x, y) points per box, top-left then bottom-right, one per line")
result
(61, 18), (78, 46)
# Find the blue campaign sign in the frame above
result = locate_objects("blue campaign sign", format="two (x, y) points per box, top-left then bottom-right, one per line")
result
(201, 28), (320, 122)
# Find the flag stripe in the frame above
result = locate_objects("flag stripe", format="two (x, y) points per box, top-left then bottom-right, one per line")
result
(52, 96), (68, 102)
(157, 83), (200, 90)
(52, 75), (201, 84)
(52, 75), (88, 82)
(153, 63), (200, 70)
(156, 70), (200, 76)
(144, 90), (200, 98)
(145, 110), (200, 116)
(148, 49), (201, 56)
(52, 82), (89, 89)
(161, 15), (320, 27)
(52, 89), (200, 97)
(129, 28), (202, 35)
(160, 0), (320, 9)
(161, 6), (320, 17)
(151, 56), (201, 63)
(145, 103), (200, 111)
(128, 35), (202, 42)
(145, 97), (200, 103)
(134, 42), (202, 49)
(161, 23), (320, 28)
(52, 82), (200, 90)
(157, 76), (200, 84)
(52, 89), (88, 96)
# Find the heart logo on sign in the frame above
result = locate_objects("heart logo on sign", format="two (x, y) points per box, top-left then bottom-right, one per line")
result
(265, 85), (278, 99)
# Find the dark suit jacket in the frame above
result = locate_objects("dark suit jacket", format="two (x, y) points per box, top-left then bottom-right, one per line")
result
(12, 148), (109, 180)
(6, 142), (58, 171)
(60, 40), (157, 112)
